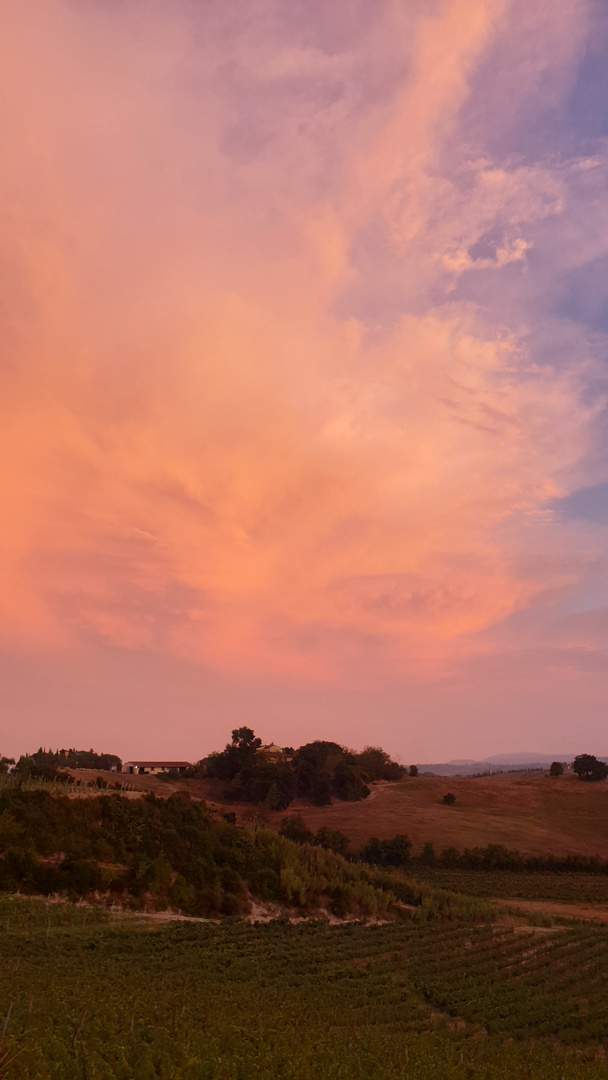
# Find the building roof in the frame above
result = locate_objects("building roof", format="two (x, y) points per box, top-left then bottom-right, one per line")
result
(257, 744), (284, 754)
(123, 761), (193, 768)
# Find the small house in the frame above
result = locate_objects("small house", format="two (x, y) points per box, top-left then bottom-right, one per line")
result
(255, 744), (286, 765)
(122, 761), (192, 775)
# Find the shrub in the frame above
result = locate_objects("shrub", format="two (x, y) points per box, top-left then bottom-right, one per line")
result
(442, 792), (456, 805)
(279, 814), (314, 845)
(360, 835), (411, 868)
(314, 826), (350, 856)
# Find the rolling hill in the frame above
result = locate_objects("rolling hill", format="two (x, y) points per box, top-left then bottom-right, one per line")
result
(71, 768), (608, 859)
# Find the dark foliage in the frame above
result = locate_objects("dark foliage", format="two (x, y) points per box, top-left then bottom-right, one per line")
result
(19, 747), (121, 772)
(203, 730), (399, 810)
(413, 841), (608, 875)
(361, 834), (412, 868)
(572, 753), (608, 782)
(354, 746), (405, 782)
(442, 792), (456, 805)
(204, 727), (263, 782)
(0, 790), (429, 922)
(549, 761), (564, 777)
(279, 814), (314, 845)
(279, 815), (350, 855)
(331, 760), (370, 801)
(228, 762), (295, 810)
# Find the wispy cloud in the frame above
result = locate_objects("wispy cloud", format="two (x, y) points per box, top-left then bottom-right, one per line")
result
(1, 0), (608, 755)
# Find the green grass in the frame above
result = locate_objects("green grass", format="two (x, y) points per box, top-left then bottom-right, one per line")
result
(2, 897), (608, 1078)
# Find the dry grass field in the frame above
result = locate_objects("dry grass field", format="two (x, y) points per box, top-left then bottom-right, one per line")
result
(275, 773), (608, 857)
(71, 768), (608, 858)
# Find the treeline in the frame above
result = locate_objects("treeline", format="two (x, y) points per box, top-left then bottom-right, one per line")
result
(201, 727), (403, 810)
(0, 788), (488, 922)
(278, 816), (608, 876)
(279, 815), (413, 868)
(414, 842), (608, 874)
(2, 748), (122, 780)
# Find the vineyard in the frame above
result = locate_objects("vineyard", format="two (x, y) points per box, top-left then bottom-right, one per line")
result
(412, 868), (608, 905)
(2, 897), (608, 1078)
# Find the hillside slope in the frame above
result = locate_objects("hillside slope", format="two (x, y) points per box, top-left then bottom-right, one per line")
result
(68, 769), (608, 858)
(275, 773), (608, 857)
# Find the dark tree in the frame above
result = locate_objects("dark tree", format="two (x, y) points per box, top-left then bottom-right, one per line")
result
(205, 727), (262, 781)
(360, 834), (411, 868)
(331, 761), (370, 802)
(311, 775), (333, 806)
(549, 761), (564, 777)
(354, 746), (404, 782)
(442, 792), (456, 805)
(572, 754), (608, 782)
(279, 814), (314, 845)
(419, 841), (436, 865)
(409, 764), (419, 777)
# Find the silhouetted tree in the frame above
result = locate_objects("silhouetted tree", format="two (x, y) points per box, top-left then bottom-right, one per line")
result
(549, 761), (564, 777)
(572, 754), (608, 782)
(409, 764), (419, 777)
(354, 746), (404, 781)
(442, 792), (456, 805)
(205, 727), (262, 781)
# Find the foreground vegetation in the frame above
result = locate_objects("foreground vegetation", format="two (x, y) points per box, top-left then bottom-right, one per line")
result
(1, 896), (608, 1079)
(0, 788), (496, 922)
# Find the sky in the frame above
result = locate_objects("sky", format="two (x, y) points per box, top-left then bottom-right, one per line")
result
(1, 0), (608, 763)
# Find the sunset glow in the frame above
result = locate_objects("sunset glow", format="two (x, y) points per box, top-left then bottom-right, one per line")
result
(2, 1), (608, 761)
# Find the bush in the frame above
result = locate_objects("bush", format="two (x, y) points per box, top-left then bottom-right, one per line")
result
(442, 792), (456, 805)
(279, 814), (313, 845)
(314, 826), (350, 856)
(360, 834), (411, 868)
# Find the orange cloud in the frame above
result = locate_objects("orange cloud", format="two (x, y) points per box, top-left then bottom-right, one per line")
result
(0, 0), (602, 692)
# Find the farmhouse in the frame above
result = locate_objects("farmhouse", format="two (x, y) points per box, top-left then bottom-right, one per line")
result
(122, 761), (192, 775)
(256, 743), (287, 764)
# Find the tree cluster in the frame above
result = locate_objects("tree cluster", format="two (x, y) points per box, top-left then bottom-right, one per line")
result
(17, 748), (122, 774)
(279, 814), (350, 855)
(202, 729), (403, 810)
(572, 754), (608, 782)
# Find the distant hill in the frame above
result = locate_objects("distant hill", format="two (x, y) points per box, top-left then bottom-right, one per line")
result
(415, 753), (585, 776)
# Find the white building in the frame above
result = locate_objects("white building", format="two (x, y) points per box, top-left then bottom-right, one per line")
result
(122, 761), (193, 775)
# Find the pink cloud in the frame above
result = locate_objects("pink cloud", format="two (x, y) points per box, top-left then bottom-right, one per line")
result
(1, 0), (608, 757)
